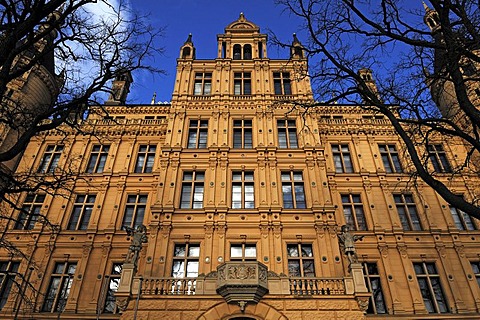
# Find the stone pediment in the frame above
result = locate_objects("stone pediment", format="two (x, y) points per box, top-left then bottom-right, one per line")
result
(225, 13), (260, 33)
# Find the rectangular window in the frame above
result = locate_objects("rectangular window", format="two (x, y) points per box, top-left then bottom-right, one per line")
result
(363, 262), (387, 314)
(230, 243), (257, 261)
(37, 145), (64, 173)
(450, 206), (476, 231)
(171, 243), (200, 278)
(102, 263), (122, 314)
(180, 171), (204, 209)
(273, 72), (292, 95)
(413, 262), (448, 313)
(287, 243), (315, 277)
(379, 144), (402, 173)
(341, 194), (367, 231)
(232, 171), (254, 209)
(14, 194), (46, 230)
(394, 194), (422, 231)
(122, 194), (147, 229)
(134, 145), (156, 173)
(332, 144), (353, 173)
(234, 72), (251, 95)
(0, 261), (20, 310)
(193, 72), (212, 95)
(67, 194), (96, 230)
(281, 171), (306, 209)
(277, 119), (298, 148)
(42, 262), (77, 312)
(233, 119), (253, 148)
(187, 119), (208, 149)
(428, 144), (451, 173)
(470, 262), (480, 287)
(86, 145), (109, 173)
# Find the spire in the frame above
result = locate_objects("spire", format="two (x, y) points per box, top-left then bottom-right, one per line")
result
(184, 33), (193, 44)
(290, 33), (304, 59)
(151, 92), (156, 105)
(423, 1), (441, 33)
(239, 12), (246, 22)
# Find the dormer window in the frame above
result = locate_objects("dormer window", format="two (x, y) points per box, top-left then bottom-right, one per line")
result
(233, 44), (241, 60)
(244, 44), (252, 60)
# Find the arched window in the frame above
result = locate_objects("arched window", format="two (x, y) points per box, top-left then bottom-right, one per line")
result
(182, 47), (191, 59)
(243, 44), (252, 60)
(233, 44), (241, 60)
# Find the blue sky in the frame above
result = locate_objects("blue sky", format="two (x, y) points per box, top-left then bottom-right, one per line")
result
(127, 0), (306, 103)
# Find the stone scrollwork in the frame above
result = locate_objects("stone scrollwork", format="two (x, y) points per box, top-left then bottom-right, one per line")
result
(115, 296), (129, 311)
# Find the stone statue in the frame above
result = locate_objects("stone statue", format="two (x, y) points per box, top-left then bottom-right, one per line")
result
(338, 225), (364, 264)
(124, 224), (148, 266)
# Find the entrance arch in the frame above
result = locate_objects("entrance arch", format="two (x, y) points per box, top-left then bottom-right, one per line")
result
(198, 301), (287, 320)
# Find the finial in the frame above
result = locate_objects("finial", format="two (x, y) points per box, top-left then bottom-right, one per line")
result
(239, 12), (246, 21)
(151, 92), (156, 105)
(185, 33), (193, 44)
(422, 1), (429, 11)
(292, 33), (300, 44)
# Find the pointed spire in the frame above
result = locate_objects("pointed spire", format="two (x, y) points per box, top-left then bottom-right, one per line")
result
(184, 33), (193, 44)
(151, 92), (156, 105)
(292, 33), (301, 45)
(422, 1), (430, 11)
(239, 12), (246, 22)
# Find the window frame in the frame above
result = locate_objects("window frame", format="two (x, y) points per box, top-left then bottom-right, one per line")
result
(233, 119), (253, 149)
(121, 194), (147, 229)
(67, 194), (96, 230)
(427, 144), (452, 173)
(231, 171), (255, 209)
(277, 119), (298, 148)
(378, 144), (402, 173)
(470, 261), (480, 287)
(332, 144), (354, 173)
(37, 145), (64, 173)
(14, 193), (46, 230)
(233, 72), (251, 95)
(134, 144), (157, 173)
(281, 171), (306, 209)
(273, 72), (292, 95)
(180, 171), (205, 209)
(450, 206), (477, 231)
(362, 262), (387, 314)
(101, 263), (122, 314)
(187, 119), (208, 149)
(0, 261), (20, 310)
(394, 193), (422, 231)
(413, 262), (449, 314)
(171, 243), (200, 278)
(86, 144), (110, 173)
(42, 261), (77, 313)
(193, 72), (212, 95)
(286, 243), (315, 277)
(230, 243), (257, 261)
(341, 194), (367, 231)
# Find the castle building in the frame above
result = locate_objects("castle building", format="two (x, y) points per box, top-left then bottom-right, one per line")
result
(1, 12), (480, 320)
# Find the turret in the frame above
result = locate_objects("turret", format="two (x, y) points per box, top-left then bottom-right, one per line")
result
(290, 33), (305, 59)
(105, 71), (133, 105)
(357, 68), (381, 102)
(179, 33), (196, 60)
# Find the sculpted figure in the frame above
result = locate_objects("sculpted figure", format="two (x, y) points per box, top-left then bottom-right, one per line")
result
(125, 225), (148, 266)
(338, 225), (364, 264)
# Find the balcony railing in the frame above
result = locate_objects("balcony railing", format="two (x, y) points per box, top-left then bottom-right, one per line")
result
(142, 277), (196, 295)
(289, 277), (345, 295)
(140, 276), (347, 296)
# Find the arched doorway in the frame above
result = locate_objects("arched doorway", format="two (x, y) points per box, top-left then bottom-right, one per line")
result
(198, 301), (287, 320)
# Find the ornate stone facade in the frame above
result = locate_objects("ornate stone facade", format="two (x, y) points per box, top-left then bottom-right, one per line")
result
(1, 13), (480, 320)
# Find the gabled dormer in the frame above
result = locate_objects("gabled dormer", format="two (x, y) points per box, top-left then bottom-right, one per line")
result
(179, 33), (196, 60)
(217, 13), (267, 59)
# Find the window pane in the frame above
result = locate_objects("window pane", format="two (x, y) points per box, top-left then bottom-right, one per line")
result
(288, 261), (301, 276)
(231, 246), (242, 258)
(188, 245), (200, 257)
(244, 245), (256, 258)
